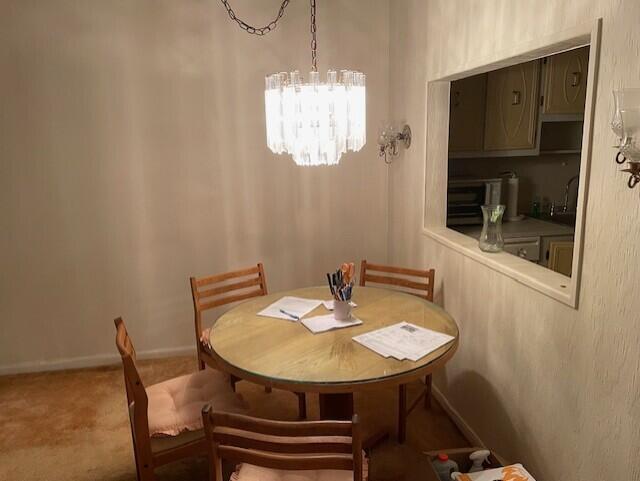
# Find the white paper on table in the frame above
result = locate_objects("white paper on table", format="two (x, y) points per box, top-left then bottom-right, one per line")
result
(257, 296), (323, 321)
(352, 322), (454, 361)
(352, 329), (399, 359)
(301, 314), (363, 334)
(322, 300), (358, 311)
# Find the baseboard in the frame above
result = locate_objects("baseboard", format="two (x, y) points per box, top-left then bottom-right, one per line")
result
(0, 345), (196, 376)
(433, 384), (486, 448)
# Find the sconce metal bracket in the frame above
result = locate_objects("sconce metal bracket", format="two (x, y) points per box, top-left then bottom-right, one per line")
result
(379, 124), (412, 165)
(613, 148), (640, 188)
(400, 124), (412, 149)
(621, 161), (640, 189)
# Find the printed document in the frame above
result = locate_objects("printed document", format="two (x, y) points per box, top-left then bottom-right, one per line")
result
(352, 322), (454, 361)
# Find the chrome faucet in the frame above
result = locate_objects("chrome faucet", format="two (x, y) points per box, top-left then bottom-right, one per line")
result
(562, 175), (579, 213)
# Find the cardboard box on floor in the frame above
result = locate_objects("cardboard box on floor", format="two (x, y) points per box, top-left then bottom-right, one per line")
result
(424, 448), (508, 481)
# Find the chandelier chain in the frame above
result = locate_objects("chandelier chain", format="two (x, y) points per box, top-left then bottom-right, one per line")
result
(218, 0), (291, 36)
(310, 0), (317, 72)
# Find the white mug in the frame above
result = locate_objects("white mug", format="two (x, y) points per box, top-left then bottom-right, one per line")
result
(333, 300), (352, 321)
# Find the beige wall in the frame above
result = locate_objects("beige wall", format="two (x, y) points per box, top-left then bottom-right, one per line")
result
(0, 0), (390, 371)
(389, 0), (640, 479)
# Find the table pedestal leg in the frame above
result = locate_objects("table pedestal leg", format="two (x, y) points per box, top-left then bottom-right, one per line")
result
(318, 393), (354, 420)
(318, 392), (389, 451)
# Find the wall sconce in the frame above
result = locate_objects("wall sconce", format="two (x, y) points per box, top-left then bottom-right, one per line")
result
(611, 88), (640, 188)
(377, 124), (412, 164)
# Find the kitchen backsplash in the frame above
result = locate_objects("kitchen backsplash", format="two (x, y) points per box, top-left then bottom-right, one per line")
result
(449, 153), (581, 215)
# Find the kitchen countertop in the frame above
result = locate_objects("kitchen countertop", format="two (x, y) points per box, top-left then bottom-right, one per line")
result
(453, 216), (575, 239)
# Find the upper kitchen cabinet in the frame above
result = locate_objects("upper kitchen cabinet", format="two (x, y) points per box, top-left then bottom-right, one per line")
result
(542, 46), (590, 115)
(449, 74), (487, 152)
(484, 60), (540, 151)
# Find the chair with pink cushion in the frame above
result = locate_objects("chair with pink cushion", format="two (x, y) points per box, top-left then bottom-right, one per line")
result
(190, 263), (307, 420)
(201, 406), (368, 481)
(114, 317), (248, 481)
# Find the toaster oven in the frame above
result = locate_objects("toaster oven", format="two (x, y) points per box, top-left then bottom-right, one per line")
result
(447, 178), (503, 226)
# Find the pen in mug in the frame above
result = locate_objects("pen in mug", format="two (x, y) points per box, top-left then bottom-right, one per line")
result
(327, 273), (335, 296)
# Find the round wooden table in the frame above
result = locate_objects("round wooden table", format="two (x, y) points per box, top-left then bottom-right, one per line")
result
(208, 286), (459, 441)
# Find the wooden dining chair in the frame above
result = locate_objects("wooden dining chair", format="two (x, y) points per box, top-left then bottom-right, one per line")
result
(359, 259), (435, 443)
(190, 263), (307, 420)
(201, 406), (366, 481)
(114, 317), (247, 481)
(190, 263), (268, 371)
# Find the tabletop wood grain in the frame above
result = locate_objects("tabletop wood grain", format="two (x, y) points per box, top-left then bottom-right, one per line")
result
(208, 286), (459, 393)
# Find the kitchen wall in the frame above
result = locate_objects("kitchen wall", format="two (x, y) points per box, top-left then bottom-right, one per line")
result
(389, 1), (640, 479)
(0, 0), (390, 372)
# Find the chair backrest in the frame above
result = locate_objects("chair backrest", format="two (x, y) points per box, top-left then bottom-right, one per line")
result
(359, 260), (435, 302)
(202, 407), (363, 481)
(190, 263), (268, 341)
(114, 317), (150, 448)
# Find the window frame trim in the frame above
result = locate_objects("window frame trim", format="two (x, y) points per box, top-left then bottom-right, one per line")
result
(421, 19), (602, 308)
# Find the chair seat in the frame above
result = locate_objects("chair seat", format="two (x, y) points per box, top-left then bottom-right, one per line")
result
(231, 464), (353, 481)
(231, 455), (368, 481)
(150, 427), (204, 453)
(147, 368), (246, 436)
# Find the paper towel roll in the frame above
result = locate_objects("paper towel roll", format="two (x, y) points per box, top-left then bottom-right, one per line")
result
(506, 177), (521, 221)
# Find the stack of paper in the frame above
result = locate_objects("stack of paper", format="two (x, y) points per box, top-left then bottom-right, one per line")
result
(257, 296), (322, 321)
(301, 314), (362, 334)
(352, 322), (454, 361)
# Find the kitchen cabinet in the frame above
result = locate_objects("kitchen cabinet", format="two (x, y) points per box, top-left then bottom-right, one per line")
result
(547, 241), (574, 276)
(540, 235), (574, 276)
(503, 236), (540, 262)
(449, 74), (487, 152)
(484, 60), (540, 151)
(542, 46), (590, 115)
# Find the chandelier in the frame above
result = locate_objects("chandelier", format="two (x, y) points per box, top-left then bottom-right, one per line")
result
(219, 0), (366, 166)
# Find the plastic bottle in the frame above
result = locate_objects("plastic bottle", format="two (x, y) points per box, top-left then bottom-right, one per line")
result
(531, 197), (541, 218)
(468, 450), (491, 472)
(433, 453), (459, 481)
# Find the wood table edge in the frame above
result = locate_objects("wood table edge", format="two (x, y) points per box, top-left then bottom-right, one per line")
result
(206, 337), (459, 394)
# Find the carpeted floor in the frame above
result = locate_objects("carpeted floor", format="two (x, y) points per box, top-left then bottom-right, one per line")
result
(0, 356), (468, 481)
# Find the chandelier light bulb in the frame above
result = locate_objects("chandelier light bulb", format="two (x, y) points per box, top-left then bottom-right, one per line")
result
(265, 69), (366, 166)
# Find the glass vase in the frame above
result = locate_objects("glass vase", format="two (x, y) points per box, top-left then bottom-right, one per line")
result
(479, 204), (505, 253)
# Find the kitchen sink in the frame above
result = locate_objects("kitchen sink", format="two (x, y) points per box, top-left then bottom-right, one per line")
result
(543, 212), (576, 227)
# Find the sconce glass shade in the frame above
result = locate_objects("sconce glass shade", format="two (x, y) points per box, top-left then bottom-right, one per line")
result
(620, 108), (640, 162)
(611, 89), (640, 139)
(611, 91), (624, 139)
(377, 124), (398, 147)
(265, 70), (366, 166)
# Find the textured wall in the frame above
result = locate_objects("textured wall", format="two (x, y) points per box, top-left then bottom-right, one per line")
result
(389, 1), (640, 479)
(0, 0), (390, 371)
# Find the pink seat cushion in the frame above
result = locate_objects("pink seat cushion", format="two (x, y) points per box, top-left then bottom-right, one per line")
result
(147, 368), (246, 436)
(200, 328), (212, 349)
(230, 454), (368, 481)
